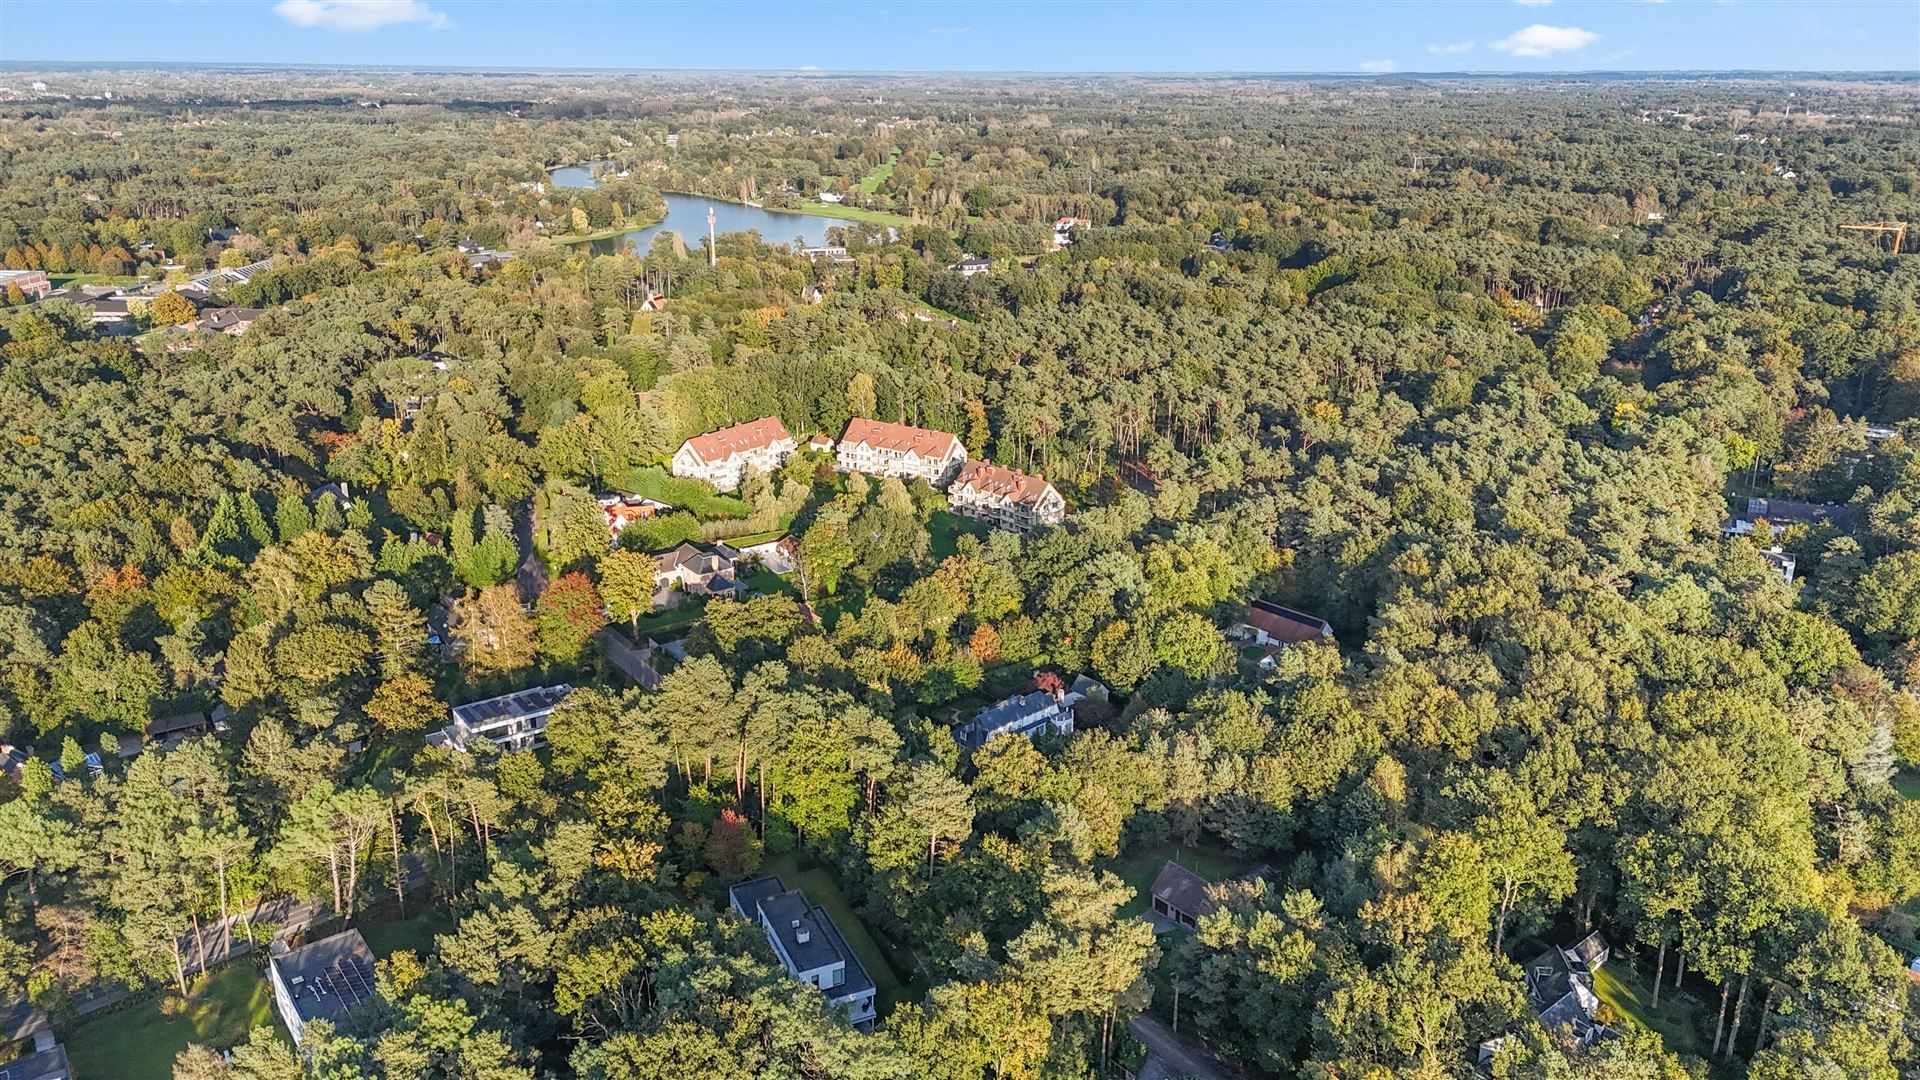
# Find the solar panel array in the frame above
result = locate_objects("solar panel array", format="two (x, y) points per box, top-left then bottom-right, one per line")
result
(322, 956), (377, 1007)
(452, 684), (572, 729)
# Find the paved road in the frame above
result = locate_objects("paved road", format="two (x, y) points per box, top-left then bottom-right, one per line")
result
(1130, 1013), (1230, 1080)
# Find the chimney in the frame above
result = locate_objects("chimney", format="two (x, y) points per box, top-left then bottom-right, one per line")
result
(796, 924), (811, 944)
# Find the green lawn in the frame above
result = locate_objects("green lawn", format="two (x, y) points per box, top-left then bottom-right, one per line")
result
(1107, 841), (1246, 920)
(761, 854), (921, 1015)
(856, 152), (899, 195)
(786, 202), (912, 228)
(742, 568), (793, 597)
(65, 964), (280, 1080)
(1894, 770), (1920, 801)
(927, 510), (989, 561)
(1592, 959), (1710, 1061)
(615, 465), (754, 520)
(49, 272), (140, 288)
(360, 908), (455, 959)
(629, 596), (709, 639)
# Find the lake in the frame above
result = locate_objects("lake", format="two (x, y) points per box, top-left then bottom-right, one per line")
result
(550, 162), (863, 256)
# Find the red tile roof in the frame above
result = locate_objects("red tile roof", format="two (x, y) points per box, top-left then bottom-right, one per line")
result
(682, 416), (792, 464)
(838, 418), (963, 460)
(1241, 600), (1333, 645)
(953, 459), (1057, 507)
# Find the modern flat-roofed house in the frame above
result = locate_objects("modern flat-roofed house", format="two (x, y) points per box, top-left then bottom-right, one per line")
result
(948, 460), (1066, 532)
(671, 416), (796, 492)
(955, 675), (1102, 749)
(437, 684), (572, 753)
(729, 876), (877, 1029)
(269, 929), (377, 1047)
(836, 418), (967, 489)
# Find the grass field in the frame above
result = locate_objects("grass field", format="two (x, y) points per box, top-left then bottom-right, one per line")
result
(927, 510), (989, 561)
(856, 152), (899, 194)
(65, 964), (279, 1080)
(629, 595), (709, 639)
(1895, 770), (1920, 801)
(360, 908), (455, 959)
(1107, 841), (1245, 920)
(786, 202), (911, 228)
(48, 272), (140, 288)
(1592, 959), (1710, 1061)
(761, 854), (922, 1014)
(615, 465), (753, 520)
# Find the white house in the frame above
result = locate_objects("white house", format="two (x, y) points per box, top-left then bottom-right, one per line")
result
(269, 929), (376, 1047)
(670, 416), (796, 492)
(951, 256), (991, 277)
(433, 684), (573, 753)
(730, 876), (877, 1029)
(954, 676), (1103, 749)
(948, 459), (1066, 532)
(835, 418), (967, 488)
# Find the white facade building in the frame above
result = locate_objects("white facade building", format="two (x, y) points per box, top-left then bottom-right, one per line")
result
(434, 684), (572, 753)
(948, 459), (1066, 532)
(670, 416), (796, 492)
(835, 418), (967, 489)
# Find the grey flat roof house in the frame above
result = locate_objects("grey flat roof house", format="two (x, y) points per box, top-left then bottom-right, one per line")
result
(269, 929), (377, 1047)
(434, 684), (573, 753)
(729, 876), (876, 1029)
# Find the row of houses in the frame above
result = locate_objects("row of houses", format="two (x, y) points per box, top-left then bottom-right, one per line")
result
(668, 415), (1066, 532)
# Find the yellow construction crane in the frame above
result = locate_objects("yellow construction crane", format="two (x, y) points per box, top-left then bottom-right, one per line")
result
(1839, 222), (1908, 252)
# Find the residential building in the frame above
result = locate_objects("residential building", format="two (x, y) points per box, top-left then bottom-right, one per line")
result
(435, 684), (573, 753)
(948, 459), (1066, 532)
(198, 307), (264, 335)
(729, 876), (877, 1028)
(835, 418), (967, 488)
(1522, 931), (1613, 1050)
(654, 542), (738, 597)
(0, 1045), (68, 1080)
(75, 295), (132, 325)
(0, 270), (52, 300)
(670, 416), (797, 492)
(818, 191), (846, 204)
(1, 998), (67, 1080)
(1052, 216), (1090, 247)
(954, 675), (1103, 749)
(717, 534), (798, 574)
(951, 255), (991, 277)
(806, 433), (835, 453)
(1236, 600), (1334, 667)
(1743, 497), (1852, 530)
(801, 282), (827, 304)
(599, 494), (672, 546)
(269, 929), (377, 1047)
(1760, 547), (1797, 584)
(1147, 861), (1216, 930)
(145, 709), (214, 748)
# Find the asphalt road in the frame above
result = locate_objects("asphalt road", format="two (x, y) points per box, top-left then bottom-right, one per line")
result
(1130, 1013), (1230, 1080)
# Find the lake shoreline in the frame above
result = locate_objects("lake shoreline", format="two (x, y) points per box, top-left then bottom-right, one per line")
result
(550, 166), (909, 249)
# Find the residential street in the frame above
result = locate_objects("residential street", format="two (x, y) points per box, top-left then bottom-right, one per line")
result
(1130, 1012), (1231, 1080)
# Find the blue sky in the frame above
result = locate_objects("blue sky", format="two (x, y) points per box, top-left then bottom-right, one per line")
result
(3, 1), (1916, 73)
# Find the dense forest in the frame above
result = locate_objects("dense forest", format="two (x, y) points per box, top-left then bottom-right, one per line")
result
(1, 68), (1918, 1080)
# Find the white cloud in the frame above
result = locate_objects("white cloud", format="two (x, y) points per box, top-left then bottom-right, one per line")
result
(1428, 40), (1475, 55)
(1491, 24), (1599, 57)
(1359, 59), (1398, 73)
(273, 0), (450, 32)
